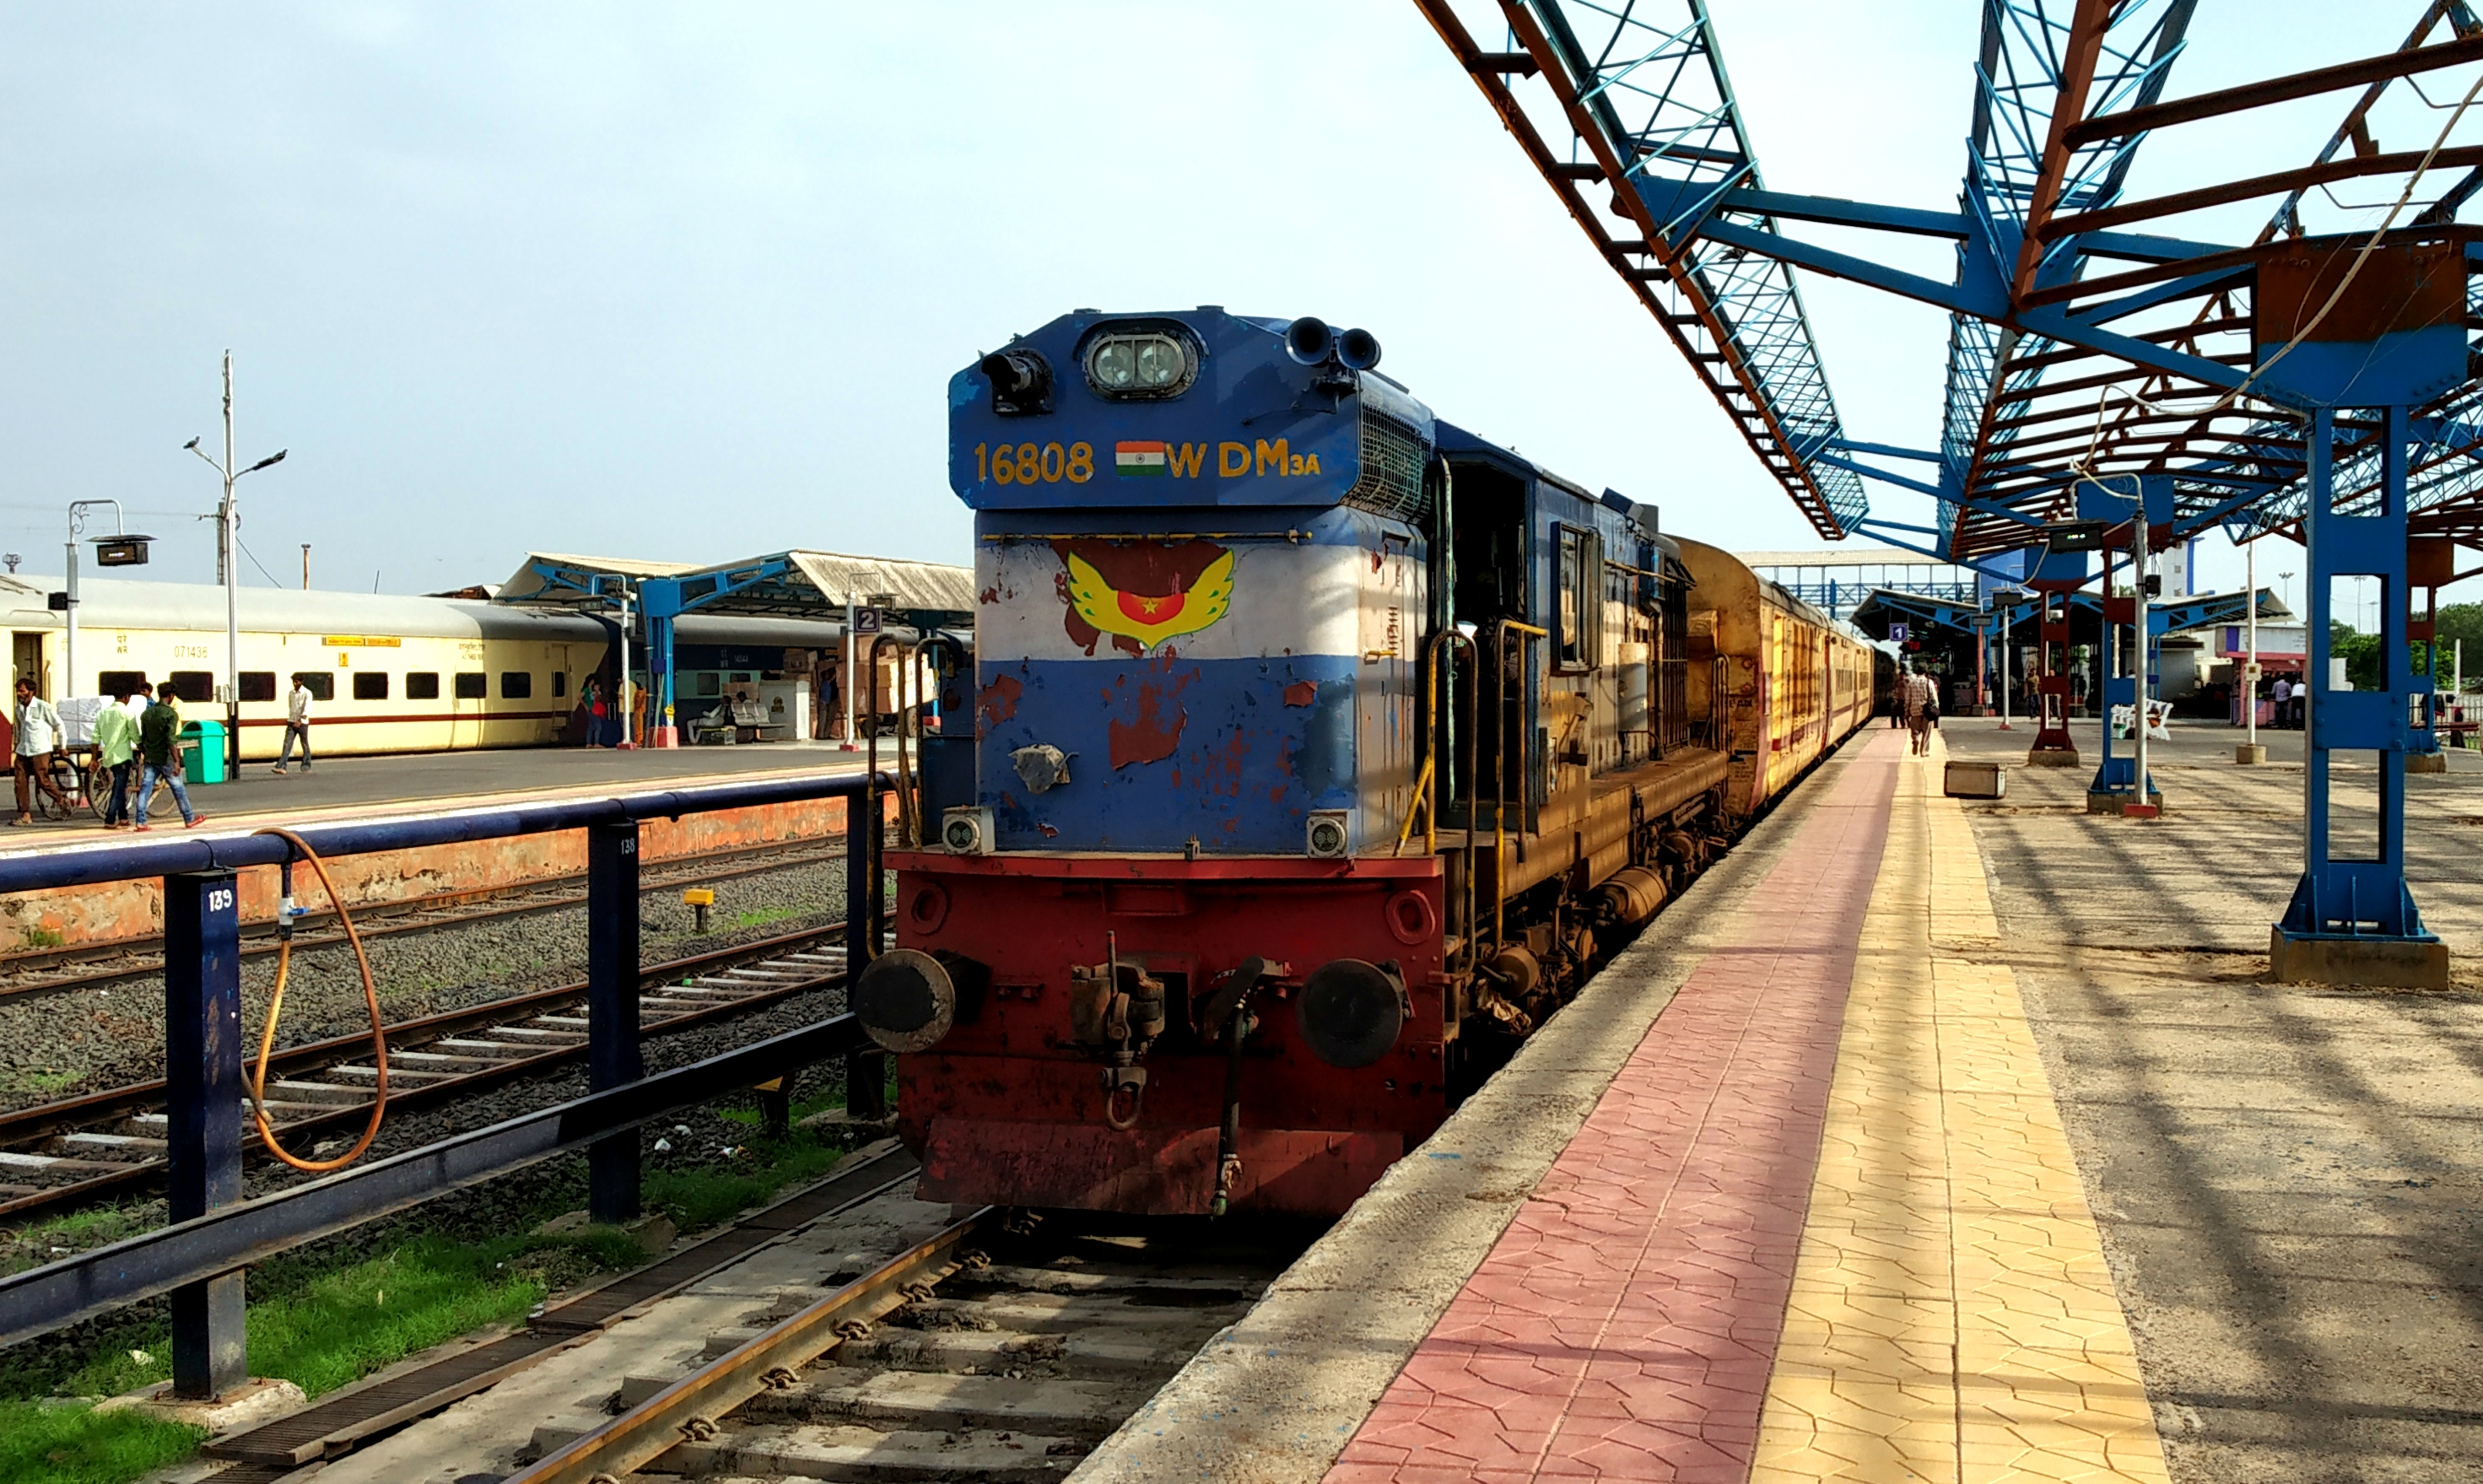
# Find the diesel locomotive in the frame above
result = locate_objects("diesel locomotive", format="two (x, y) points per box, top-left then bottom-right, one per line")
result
(851, 306), (1877, 1217)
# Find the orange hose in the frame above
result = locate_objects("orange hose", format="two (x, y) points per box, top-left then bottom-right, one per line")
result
(246, 828), (388, 1172)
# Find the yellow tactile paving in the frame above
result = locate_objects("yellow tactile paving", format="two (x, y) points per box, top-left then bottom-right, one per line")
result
(1751, 735), (2171, 1484)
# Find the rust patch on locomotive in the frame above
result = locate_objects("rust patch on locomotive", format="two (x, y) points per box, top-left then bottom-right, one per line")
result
(977, 672), (1023, 727)
(1107, 661), (1199, 769)
(1282, 678), (1319, 707)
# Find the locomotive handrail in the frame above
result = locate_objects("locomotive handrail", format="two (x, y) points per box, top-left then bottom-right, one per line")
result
(1416, 628), (1481, 979)
(1487, 620), (1547, 950)
(866, 634), (920, 849)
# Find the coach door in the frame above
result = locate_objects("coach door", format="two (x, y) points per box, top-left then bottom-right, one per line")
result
(13, 633), (46, 698)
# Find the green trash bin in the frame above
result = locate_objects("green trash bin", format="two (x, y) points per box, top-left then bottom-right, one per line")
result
(178, 720), (228, 785)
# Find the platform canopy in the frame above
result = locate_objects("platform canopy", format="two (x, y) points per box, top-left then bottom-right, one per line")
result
(497, 548), (975, 629)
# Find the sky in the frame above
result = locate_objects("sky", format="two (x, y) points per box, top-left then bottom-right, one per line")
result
(0, 1), (2476, 609)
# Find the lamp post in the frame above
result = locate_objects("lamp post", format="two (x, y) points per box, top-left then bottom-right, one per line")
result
(62, 500), (129, 702)
(186, 351), (287, 780)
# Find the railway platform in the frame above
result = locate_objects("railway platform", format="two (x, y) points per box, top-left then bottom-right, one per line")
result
(0, 740), (868, 841)
(1076, 718), (2483, 1484)
(0, 745), (877, 957)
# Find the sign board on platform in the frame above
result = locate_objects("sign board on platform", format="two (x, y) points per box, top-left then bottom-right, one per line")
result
(853, 607), (883, 634)
(1889, 623), (1909, 642)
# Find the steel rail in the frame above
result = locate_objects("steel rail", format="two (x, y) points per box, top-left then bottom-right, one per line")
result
(0, 833), (855, 1001)
(504, 1206), (994, 1484)
(0, 1012), (872, 1346)
(0, 919), (881, 1222)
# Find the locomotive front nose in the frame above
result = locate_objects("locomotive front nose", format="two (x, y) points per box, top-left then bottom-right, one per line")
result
(853, 948), (960, 1054)
(1295, 958), (1409, 1069)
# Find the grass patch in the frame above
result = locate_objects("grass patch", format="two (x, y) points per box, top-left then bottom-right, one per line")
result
(0, 1402), (202, 1484)
(646, 1130), (847, 1233)
(726, 906), (802, 931)
(19, 927), (65, 951)
(3, 1206), (153, 1280)
(3, 1104), (857, 1484)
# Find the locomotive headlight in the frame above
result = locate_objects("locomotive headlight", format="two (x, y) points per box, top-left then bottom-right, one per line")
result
(1083, 332), (1195, 398)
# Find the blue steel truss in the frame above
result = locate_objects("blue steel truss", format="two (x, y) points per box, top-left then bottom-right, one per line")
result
(1416, 0), (1865, 536)
(1939, 0), (2196, 551)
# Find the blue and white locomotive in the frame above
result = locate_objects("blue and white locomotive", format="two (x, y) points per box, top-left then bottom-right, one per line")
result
(850, 306), (1875, 1217)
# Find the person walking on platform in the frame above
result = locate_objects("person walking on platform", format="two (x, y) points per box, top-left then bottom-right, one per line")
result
(11, 678), (71, 824)
(94, 685), (138, 829)
(273, 673), (314, 774)
(1898, 664), (1937, 757)
(134, 683), (205, 831)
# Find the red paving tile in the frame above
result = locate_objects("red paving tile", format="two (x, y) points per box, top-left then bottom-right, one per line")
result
(1325, 730), (1904, 1483)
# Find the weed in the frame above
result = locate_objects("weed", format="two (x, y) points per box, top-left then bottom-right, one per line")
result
(19, 927), (65, 951)
(0, 1401), (201, 1484)
(726, 906), (801, 931)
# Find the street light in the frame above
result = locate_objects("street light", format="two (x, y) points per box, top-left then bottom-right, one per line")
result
(186, 351), (288, 779)
(62, 500), (154, 702)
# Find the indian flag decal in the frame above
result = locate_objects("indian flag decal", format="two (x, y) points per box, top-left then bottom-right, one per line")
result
(1114, 440), (1168, 477)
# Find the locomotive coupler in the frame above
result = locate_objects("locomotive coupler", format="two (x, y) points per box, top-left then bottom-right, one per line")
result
(1073, 932), (1167, 1131)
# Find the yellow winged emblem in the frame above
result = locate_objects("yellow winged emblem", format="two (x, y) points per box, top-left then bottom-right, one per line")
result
(1064, 549), (1236, 650)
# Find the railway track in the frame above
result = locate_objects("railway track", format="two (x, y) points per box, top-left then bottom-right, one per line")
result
(0, 832), (853, 1001)
(0, 921), (868, 1223)
(511, 1189), (1303, 1484)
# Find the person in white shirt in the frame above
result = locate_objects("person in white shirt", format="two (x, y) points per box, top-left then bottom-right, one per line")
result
(273, 675), (314, 774)
(12, 677), (72, 823)
(2270, 674), (2291, 731)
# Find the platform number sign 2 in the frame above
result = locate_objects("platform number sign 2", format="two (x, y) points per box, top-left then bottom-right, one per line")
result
(854, 607), (883, 634)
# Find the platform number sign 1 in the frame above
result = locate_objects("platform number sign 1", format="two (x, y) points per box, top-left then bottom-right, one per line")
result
(1889, 623), (1909, 643)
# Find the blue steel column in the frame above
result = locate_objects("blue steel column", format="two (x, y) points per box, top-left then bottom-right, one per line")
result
(587, 820), (642, 1223)
(2280, 403), (2432, 947)
(844, 780), (886, 1120)
(165, 869), (246, 1399)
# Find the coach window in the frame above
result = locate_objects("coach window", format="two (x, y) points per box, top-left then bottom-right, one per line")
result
(551, 672), (567, 698)
(98, 670), (147, 699)
(454, 672), (487, 699)
(239, 672), (277, 703)
(695, 672), (722, 697)
(168, 672), (214, 703)
(354, 672), (389, 701)
(299, 672), (336, 702)
(500, 672), (532, 699)
(406, 672), (441, 700)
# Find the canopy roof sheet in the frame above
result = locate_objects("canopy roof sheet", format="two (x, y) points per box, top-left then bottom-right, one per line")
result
(498, 549), (976, 618)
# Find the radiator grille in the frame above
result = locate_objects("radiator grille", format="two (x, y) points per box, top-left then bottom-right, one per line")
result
(1343, 406), (1431, 523)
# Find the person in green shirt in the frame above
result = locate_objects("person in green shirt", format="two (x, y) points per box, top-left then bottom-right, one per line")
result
(135, 683), (205, 831)
(92, 685), (138, 828)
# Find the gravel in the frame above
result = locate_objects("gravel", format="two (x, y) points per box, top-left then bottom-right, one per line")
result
(0, 848), (886, 1395)
(0, 855), (860, 1109)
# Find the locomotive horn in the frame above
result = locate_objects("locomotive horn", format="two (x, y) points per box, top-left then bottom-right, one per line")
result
(1295, 958), (1408, 1069)
(1283, 316), (1334, 365)
(1336, 327), (1382, 371)
(979, 348), (1051, 413)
